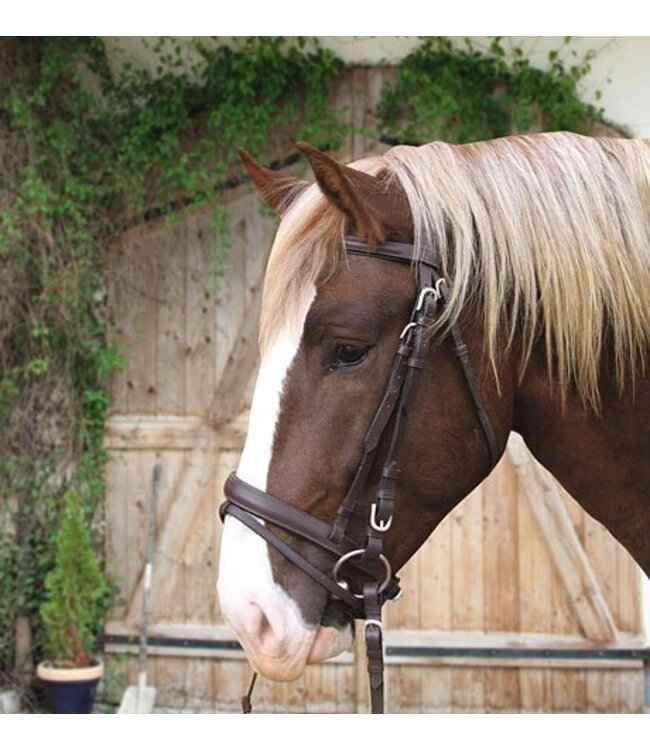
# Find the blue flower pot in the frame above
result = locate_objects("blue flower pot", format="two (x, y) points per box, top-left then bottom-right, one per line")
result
(37, 661), (103, 714)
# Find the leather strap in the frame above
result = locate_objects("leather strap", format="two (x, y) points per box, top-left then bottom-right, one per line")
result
(329, 344), (410, 545)
(363, 582), (385, 714)
(241, 672), (257, 714)
(344, 235), (440, 269)
(222, 473), (356, 557)
(437, 284), (500, 468)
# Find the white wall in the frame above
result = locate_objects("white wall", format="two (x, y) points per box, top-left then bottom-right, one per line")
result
(107, 36), (650, 138)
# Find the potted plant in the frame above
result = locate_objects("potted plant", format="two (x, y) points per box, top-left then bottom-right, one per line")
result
(37, 490), (108, 713)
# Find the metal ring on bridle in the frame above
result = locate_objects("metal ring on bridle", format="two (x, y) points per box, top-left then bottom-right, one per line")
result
(332, 549), (392, 597)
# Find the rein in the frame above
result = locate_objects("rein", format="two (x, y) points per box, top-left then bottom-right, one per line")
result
(219, 234), (498, 713)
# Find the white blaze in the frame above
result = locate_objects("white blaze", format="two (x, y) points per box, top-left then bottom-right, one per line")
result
(218, 319), (311, 608)
(238, 316), (312, 488)
(217, 285), (320, 677)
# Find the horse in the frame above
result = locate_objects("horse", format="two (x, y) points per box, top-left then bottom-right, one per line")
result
(216, 132), (650, 709)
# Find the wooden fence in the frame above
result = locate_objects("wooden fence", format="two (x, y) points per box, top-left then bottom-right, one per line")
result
(103, 67), (647, 712)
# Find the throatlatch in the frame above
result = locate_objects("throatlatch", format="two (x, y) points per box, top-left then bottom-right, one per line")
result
(220, 235), (498, 714)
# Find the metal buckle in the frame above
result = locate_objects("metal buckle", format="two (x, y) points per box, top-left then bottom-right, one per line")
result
(416, 279), (446, 312)
(416, 286), (437, 311)
(332, 549), (392, 598)
(370, 503), (393, 532)
(399, 321), (417, 340)
(364, 618), (383, 634)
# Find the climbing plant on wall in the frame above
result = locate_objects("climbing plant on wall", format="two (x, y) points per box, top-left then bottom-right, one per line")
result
(377, 37), (603, 143)
(0, 35), (604, 692)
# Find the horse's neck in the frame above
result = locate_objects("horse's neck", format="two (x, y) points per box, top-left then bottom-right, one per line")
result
(513, 346), (650, 576)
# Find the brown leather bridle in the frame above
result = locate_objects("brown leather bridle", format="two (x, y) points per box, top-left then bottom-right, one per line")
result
(220, 235), (498, 713)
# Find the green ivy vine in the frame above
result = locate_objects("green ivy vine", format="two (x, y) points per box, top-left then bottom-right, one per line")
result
(377, 37), (603, 143)
(0, 35), (604, 693)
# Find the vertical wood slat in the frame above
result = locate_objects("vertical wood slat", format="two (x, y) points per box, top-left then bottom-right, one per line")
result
(518, 452), (553, 712)
(387, 554), (421, 712)
(549, 494), (585, 710)
(156, 221), (187, 415)
(557, 484), (588, 717)
(419, 518), (453, 712)
(450, 486), (485, 712)
(584, 514), (619, 627)
(214, 200), (247, 389)
(124, 232), (159, 414)
(105, 449), (135, 700)
(385, 502), (421, 712)
(584, 513), (623, 712)
(185, 213), (216, 416)
(105, 451), (129, 623)
(355, 630), (370, 714)
(183, 454), (216, 709)
(483, 460), (521, 711)
(617, 544), (642, 634)
(617, 670), (644, 713)
(152, 452), (189, 708)
(336, 663), (357, 714)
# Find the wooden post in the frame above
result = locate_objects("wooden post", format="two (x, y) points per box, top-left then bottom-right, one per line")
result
(14, 615), (33, 686)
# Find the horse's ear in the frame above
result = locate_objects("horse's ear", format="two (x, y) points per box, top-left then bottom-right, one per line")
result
(296, 141), (386, 245)
(237, 148), (309, 216)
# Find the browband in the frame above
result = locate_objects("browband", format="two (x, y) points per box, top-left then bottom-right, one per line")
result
(344, 235), (440, 268)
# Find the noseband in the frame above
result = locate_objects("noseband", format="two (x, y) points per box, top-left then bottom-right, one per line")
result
(220, 235), (498, 713)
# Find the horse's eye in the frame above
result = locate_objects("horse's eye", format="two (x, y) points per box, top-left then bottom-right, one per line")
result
(329, 343), (369, 370)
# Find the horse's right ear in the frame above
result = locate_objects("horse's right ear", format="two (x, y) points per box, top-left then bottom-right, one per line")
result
(237, 148), (309, 216)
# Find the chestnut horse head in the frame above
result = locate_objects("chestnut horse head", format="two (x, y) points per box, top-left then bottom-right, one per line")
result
(217, 133), (650, 682)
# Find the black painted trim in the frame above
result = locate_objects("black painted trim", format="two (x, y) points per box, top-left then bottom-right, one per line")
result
(104, 634), (649, 662)
(385, 645), (649, 662)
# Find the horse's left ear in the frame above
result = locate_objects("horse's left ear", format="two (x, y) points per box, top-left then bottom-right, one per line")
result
(238, 147), (309, 216)
(296, 141), (386, 245)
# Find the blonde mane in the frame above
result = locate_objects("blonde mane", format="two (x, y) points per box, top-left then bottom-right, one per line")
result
(261, 133), (650, 409)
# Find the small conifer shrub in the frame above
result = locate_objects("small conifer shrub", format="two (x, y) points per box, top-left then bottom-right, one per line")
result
(39, 492), (108, 667)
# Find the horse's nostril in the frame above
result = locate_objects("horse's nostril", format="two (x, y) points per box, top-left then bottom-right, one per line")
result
(242, 601), (264, 638)
(258, 610), (275, 649)
(241, 601), (285, 652)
